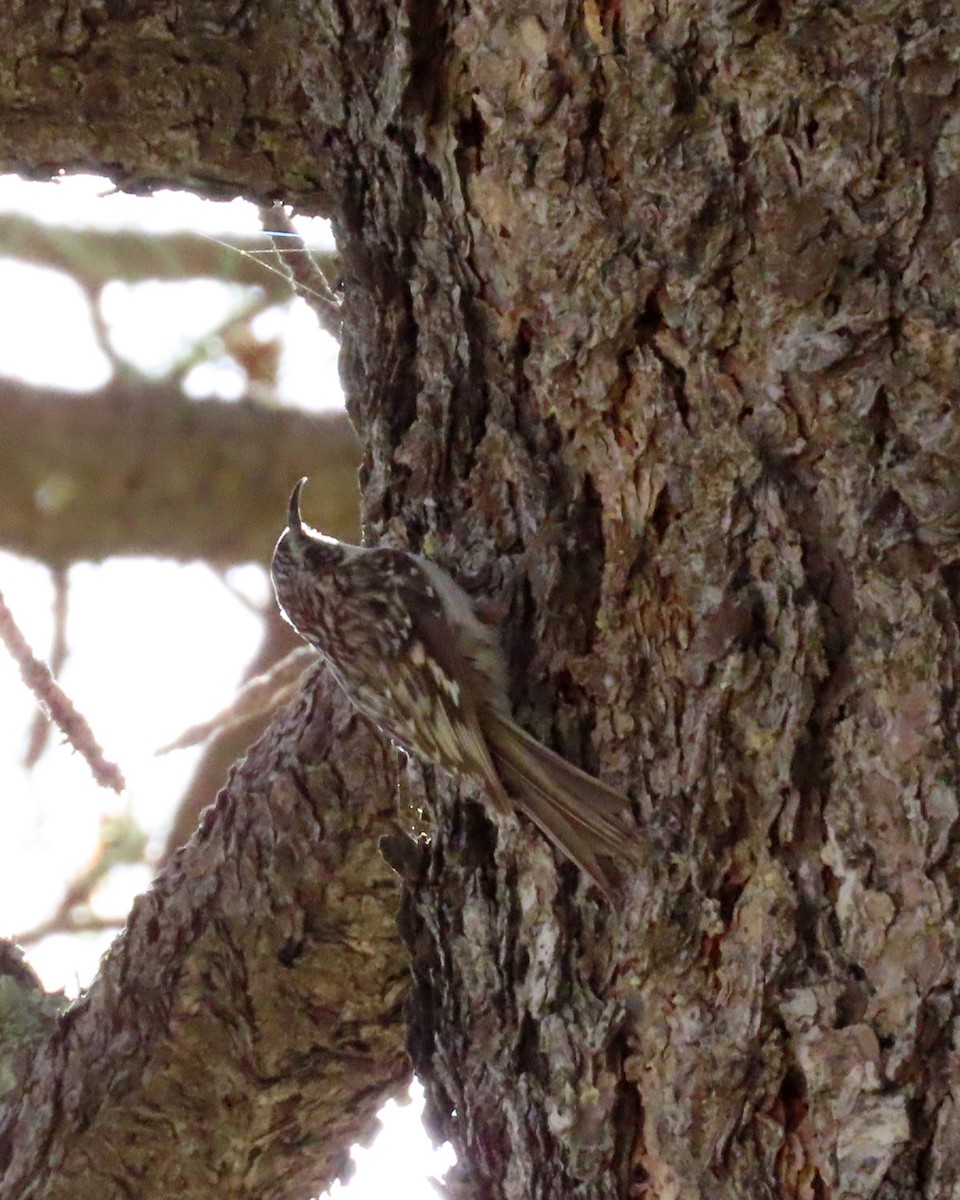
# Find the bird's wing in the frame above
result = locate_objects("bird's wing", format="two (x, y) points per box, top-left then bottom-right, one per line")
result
(365, 549), (510, 811)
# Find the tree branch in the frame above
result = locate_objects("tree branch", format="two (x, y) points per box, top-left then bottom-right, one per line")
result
(0, 214), (338, 300)
(0, 7), (341, 207)
(0, 587), (124, 792)
(257, 205), (342, 339)
(0, 378), (361, 566)
(0, 670), (413, 1200)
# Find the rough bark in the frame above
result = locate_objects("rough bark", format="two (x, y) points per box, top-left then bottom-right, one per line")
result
(330, 6), (960, 1196)
(3, 3), (960, 1199)
(0, 379), (360, 564)
(0, 4), (330, 203)
(0, 671), (411, 1200)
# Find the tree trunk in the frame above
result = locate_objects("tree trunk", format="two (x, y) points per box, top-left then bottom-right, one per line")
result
(3, 3), (960, 1198)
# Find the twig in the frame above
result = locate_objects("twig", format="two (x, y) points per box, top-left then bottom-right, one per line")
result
(87, 284), (127, 373)
(13, 813), (147, 946)
(216, 569), (270, 618)
(257, 204), (342, 339)
(167, 290), (275, 386)
(157, 645), (314, 754)
(13, 911), (126, 948)
(0, 587), (125, 793)
(23, 565), (69, 769)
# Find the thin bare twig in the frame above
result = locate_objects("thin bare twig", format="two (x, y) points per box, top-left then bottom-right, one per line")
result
(87, 285), (127, 373)
(258, 204), (342, 339)
(23, 565), (70, 769)
(167, 290), (276, 386)
(157, 644), (314, 754)
(13, 812), (147, 946)
(0, 587), (125, 793)
(13, 911), (126, 948)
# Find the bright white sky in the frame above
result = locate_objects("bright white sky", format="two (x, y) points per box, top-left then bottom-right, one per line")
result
(0, 173), (453, 1199)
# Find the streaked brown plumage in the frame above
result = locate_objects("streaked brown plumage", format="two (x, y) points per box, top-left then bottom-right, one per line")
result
(271, 478), (638, 899)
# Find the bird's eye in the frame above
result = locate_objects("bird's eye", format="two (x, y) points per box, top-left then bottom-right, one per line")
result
(305, 544), (325, 569)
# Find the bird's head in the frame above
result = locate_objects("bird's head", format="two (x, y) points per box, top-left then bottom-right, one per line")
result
(271, 478), (346, 634)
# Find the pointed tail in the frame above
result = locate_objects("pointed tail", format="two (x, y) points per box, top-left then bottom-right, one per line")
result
(481, 706), (639, 901)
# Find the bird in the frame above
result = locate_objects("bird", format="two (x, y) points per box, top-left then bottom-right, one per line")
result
(271, 478), (638, 899)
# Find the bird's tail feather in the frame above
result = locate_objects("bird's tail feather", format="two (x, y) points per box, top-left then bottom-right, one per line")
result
(482, 707), (638, 900)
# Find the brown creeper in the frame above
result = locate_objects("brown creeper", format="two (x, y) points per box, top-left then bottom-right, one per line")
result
(271, 479), (637, 898)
